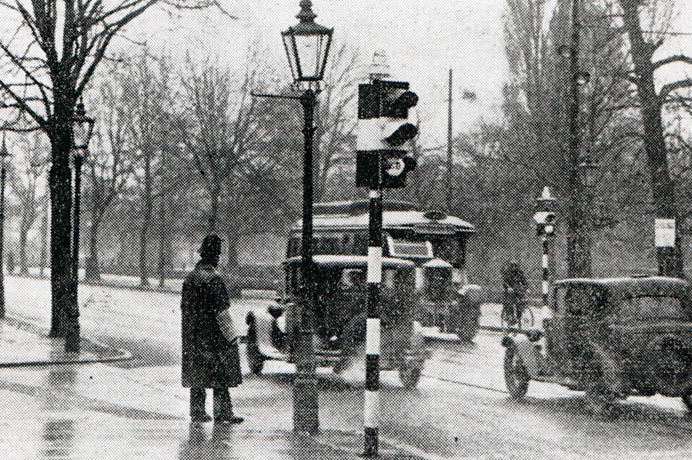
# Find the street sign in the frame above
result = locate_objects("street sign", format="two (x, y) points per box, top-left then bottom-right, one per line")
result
(655, 218), (675, 248)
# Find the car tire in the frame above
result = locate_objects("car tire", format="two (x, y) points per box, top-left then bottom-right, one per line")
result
(681, 395), (692, 412)
(504, 346), (529, 399)
(399, 364), (422, 389)
(451, 301), (480, 342)
(584, 377), (615, 417)
(245, 313), (264, 375)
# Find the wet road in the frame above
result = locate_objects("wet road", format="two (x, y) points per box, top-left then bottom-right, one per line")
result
(5, 276), (692, 459)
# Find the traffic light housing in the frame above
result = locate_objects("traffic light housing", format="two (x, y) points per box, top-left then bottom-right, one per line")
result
(356, 79), (418, 188)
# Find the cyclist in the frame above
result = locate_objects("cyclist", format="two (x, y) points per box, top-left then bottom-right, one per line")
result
(501, 260), (528, 326)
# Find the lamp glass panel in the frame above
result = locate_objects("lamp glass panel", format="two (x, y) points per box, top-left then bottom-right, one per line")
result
(294, 33), (323, 80)
(282, 32), (299, 81)
(73, 122), (91, 149)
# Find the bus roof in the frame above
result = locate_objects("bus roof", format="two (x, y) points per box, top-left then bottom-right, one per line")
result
(292, 200), (475, 234)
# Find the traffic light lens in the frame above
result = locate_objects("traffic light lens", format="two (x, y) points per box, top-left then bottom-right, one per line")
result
(384, 123), (418, 147)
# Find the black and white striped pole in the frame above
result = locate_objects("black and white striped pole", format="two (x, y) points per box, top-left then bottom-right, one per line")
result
(364, 186), (382, 457)
(534, 186), (556, 325)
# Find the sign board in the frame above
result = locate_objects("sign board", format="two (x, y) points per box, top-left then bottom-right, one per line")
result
(655, 218), (675, 248)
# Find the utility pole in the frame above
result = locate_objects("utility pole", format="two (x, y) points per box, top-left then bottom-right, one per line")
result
(565, 0), (591, 278)
(446, 68), (453, 211)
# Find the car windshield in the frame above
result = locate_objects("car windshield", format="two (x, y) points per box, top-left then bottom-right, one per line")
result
(617, 296), (687, 321)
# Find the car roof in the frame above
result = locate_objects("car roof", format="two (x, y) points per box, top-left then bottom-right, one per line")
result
(283, 255), (415, 269)
(554, 276), (690, 298)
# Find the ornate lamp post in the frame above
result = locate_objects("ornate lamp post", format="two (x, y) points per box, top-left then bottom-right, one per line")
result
(65, 100), (94, 353)
(282, 0), (333, 435)
(0, 134), (10, 319)
(534, 187), (556, 326)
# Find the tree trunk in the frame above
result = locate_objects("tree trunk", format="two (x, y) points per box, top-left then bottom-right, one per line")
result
(208, 190), (220, 233)
(157, 196), (167, 288)
(40, 209), (48, 278)
(621, 2), (683, 277)
(48, 103), (74, 338)
(225, 231), (241, 298)
(139, 199), (153, 287)
(85, 211), (101, 281)
(139, 156), (153, 286)
(18, 219), (29, 275)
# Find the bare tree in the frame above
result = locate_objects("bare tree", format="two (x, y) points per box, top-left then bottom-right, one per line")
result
(122, 51), (175, 286)
(177, 58), (263, 232)
(83, 65), (136, 280)
(0, 0), (232, 339)
(8, 132), (48, 275)
(618, 0), (690, 276)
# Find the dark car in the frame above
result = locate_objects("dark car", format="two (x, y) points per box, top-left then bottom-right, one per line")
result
(244, 255), (428, 388)
(502, 276), (692, 414)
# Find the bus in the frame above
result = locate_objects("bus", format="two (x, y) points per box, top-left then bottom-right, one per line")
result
(286, 200), (482, 341)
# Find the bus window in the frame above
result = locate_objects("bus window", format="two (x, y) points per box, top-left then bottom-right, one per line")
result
(390, 239), (433, 258)
(430, 237), (465, 268)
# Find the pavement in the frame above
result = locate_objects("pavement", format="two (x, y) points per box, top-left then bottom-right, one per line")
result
(0, 310), (424, 459)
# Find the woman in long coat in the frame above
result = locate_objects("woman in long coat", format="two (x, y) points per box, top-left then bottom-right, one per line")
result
(181, 234), (243, 423)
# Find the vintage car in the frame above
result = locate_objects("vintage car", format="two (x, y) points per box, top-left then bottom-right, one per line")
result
(244, 255), (428, 388)
(503, 276), (692, 414)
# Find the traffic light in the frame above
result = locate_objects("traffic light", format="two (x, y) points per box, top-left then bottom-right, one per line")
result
(356, 79), (418, 189)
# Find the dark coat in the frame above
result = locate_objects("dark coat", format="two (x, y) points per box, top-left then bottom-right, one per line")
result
(181, 262), (242, 388)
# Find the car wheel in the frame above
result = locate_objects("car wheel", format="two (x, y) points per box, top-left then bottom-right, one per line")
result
(504, 346), (529, 399)
(245, 313), (264, 375)
(399, 364), (422, 389)
(681, 395), (692, 412)
(451, 304), (480, 342)
(584, 379), (615, 417)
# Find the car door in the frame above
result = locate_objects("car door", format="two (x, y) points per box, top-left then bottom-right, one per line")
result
(545, 285), (570, 372)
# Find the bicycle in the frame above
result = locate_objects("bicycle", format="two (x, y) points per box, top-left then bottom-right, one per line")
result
(500, 288), (534, 330)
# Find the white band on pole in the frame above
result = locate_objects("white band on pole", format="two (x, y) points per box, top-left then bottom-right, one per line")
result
(369, 190), (381, 199)
(542, 254), (548, 268)
(367, 247), (382, 283)
(366, 318), (381, 355)
(364, 390), (379, 428)
(542, 280), (549, 295)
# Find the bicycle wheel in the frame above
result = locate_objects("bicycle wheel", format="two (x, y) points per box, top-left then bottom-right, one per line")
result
(519, 306), (534, 329)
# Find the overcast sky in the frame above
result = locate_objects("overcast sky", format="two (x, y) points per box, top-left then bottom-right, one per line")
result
(46, 0), (692, 149)
(124, 0), (692, 149)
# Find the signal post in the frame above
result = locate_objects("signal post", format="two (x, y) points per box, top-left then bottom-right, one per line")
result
(356, 52), (418, 457)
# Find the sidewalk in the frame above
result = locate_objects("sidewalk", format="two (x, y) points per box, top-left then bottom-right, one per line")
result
(0, 316), (130, 367)
(0, 315), (424, 459)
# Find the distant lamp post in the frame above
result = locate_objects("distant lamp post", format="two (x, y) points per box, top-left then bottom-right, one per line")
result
(0, 133), (10, 319)
(534, 187), (557, 325)
(66, 99), (94, 353)
(282, 0), (332, 436)
(578, 154), (599, 189)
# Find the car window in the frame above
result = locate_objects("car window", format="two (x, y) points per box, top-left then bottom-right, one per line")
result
(617, 296), (686, 321)
(382, 268), (397, 289)
(340, 268), (366, 290)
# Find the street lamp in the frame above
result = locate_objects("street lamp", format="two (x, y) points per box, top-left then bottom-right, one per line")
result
(66, 99), (94, 353)
(282, 0), (332, 436)
(578, 154), (599, 189)
(534, 186), (556, 326)
(0, 133), (10, 319)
